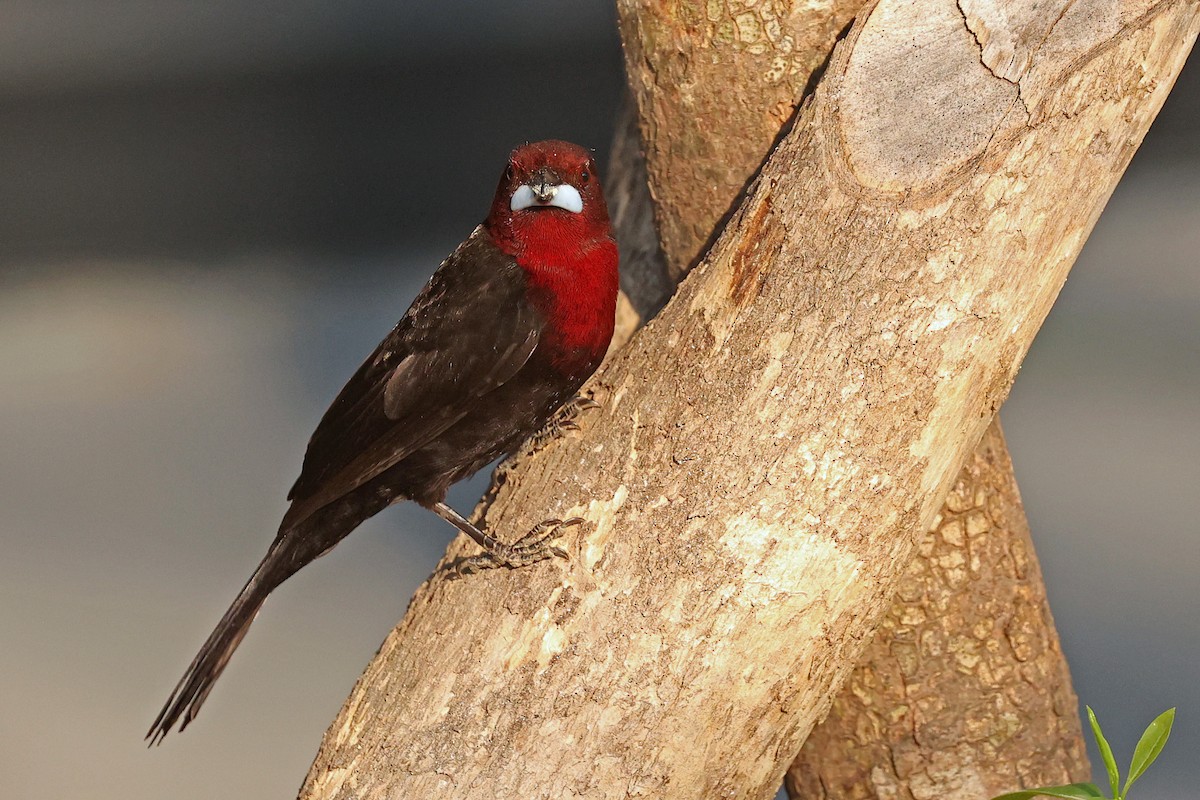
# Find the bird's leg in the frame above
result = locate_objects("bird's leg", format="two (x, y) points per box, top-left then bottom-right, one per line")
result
(526, 394), (601, 453)
(432, 502), (581, 575)
(457, 517), (583, 575)
(432, 502), (504, 551)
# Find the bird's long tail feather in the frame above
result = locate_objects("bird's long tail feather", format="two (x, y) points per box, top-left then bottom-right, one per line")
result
(147, 492), (385, 744)
(146, 554), (281, 745)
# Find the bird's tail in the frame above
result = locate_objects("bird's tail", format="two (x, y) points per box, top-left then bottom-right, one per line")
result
(145, 550), (284, 745)
(147, 491), (388, 744)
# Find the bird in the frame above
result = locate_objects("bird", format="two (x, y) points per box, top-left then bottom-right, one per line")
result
(147, 140), (618, 744)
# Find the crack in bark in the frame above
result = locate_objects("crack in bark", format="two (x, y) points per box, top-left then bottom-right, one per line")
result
(954, 0), (1034, 118)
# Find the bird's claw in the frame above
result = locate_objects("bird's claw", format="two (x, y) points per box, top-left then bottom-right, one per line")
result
(525, 395), (601, 453)
(455, 517), (584, 575)
(568, 396), (601, 412)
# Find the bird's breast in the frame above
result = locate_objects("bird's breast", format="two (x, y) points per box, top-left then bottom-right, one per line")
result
(519, 239), (618, 376)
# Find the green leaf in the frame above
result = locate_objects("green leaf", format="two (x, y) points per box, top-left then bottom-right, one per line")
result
(1123, 707), (1175, 796)
(1088, 706), (1121, 799)
(991, 782), (1105, 800)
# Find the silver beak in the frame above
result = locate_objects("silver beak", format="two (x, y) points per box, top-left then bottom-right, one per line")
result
(531, 182), (558, 203)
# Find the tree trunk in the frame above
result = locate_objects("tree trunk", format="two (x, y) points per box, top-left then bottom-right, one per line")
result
(614, 3), (1089, 797)
(299, 1), (1197, 798)
(786, 420), (1086, 798)
(616, 0), (861, 278)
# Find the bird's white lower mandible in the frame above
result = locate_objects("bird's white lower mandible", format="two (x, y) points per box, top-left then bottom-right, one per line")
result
(510, 184), (584, 213)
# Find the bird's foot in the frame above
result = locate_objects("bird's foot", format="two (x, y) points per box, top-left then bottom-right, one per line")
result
(554, 394), (601, 433)
(455, 517), (584, 575)
(526, 395), (601, 453)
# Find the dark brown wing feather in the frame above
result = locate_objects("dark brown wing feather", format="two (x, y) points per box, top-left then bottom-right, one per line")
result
(282, 226), (542, 528)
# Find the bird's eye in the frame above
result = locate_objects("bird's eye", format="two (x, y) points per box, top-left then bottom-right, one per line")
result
(580, 170), (590, 183)
(505, 165), (515, 180)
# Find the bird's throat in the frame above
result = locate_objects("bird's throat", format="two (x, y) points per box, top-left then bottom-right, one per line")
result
(510, 227), (618, 374)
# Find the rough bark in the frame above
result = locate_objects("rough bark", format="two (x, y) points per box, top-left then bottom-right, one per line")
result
(617, 0), (860, 278)
(609, 95), (1089, 800)
(615, 3), (1090, 797)
(300, 1), (1197, 798)
(786, 420), (1086, 798)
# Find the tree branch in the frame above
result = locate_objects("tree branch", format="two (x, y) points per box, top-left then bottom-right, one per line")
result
(787, 420), (1086, 798)
(300, 1), (1197, 797)
(615, 2), (1090, 796)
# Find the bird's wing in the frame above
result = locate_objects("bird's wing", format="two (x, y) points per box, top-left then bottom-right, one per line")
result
(282, 227), (542, 526)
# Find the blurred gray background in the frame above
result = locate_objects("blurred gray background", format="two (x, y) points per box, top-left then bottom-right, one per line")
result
(0, 3), (1195, 798)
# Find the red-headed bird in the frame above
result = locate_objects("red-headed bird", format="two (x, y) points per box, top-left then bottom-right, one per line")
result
(147, 140), (618, 743)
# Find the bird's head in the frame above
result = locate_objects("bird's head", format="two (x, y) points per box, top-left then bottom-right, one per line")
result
(485, 140), (611, 254)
